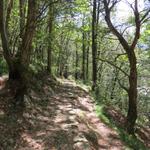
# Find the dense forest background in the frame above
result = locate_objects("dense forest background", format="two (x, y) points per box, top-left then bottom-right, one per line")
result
(0, 0), (150, 147)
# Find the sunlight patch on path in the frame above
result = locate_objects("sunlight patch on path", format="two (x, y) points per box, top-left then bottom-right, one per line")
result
(16, 79), (125, 150)
(21, 133), (44, 150)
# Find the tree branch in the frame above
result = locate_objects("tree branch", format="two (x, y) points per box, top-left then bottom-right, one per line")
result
(103, 0), (130, 53)
(114, 53), (127, 61)
(131, 0), (140, 50)
(98, 58), (129, 77)
(140, 9), (150, 24)
(36, 0), (59, 21)
(116, 77), (129, 93)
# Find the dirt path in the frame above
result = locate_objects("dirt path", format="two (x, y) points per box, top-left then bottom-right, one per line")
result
(0, 79), (125, 150)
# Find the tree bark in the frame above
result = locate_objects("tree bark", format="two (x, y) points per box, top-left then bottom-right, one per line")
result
(127, 52), (138, 134)
(86, 45), (89, 81)
(82, 30), (86, 82)
(0, 0), (12, 66)
(47, 3), (54, 74)
(20, 0), (37, 65)
(6, 0), (14, 32)
(75, 43), (79, 80)
(92, 0), (97, 90)
(19, 0), (26, 38)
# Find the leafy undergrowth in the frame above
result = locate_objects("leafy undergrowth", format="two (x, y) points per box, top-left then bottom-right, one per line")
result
(95, 104), (150, 150)
(0, 74), (149, 150)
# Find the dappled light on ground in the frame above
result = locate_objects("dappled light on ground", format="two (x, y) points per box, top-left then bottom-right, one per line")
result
(0, 78), (133, 149)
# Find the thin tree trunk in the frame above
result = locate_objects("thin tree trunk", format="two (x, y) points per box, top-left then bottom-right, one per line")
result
(6, 0), (14, 32)
(47, 4), (54, 75)
(110, 63), (122, 100)
(82, 31), (86, 81)
(19, 0), (26, 39)
(86, 45), (89, 81)
(75, 44), (79, 80)
(110, 70), (118, 100)
(92, 0), (97, 90)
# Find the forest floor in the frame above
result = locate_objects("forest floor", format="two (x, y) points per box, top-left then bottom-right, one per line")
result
(0, 74), (149, 150)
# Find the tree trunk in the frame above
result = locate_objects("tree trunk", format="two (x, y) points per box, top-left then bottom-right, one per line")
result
(103, 0), (141, 134)
(75, 44), (79, 80)
(0, 0), (37, 103)
(8, 60), (28, 104)
(92, 0), (97, 90)
(9, 63), (21, 80)
(110, 70), (118, 100)
(110, 63), (121, 100)
(86, 45), (89, 81)
(6, 0), (14, 32)
(82, 31), (86, 82)
(47, 4), (54, 74)
(19, 0), (26, 39)
(127, 52), (138, 134)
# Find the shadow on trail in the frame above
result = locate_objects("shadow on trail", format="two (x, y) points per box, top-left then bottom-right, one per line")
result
(0, 79), (124, 150)
(0, 92), (25, 149)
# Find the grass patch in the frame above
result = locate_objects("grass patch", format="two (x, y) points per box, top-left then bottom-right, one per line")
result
(95, 104), (148, 150)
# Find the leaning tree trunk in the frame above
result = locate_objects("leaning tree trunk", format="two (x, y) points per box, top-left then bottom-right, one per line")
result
(127, 52), (138, 134)
(103, 0), (144, 134)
